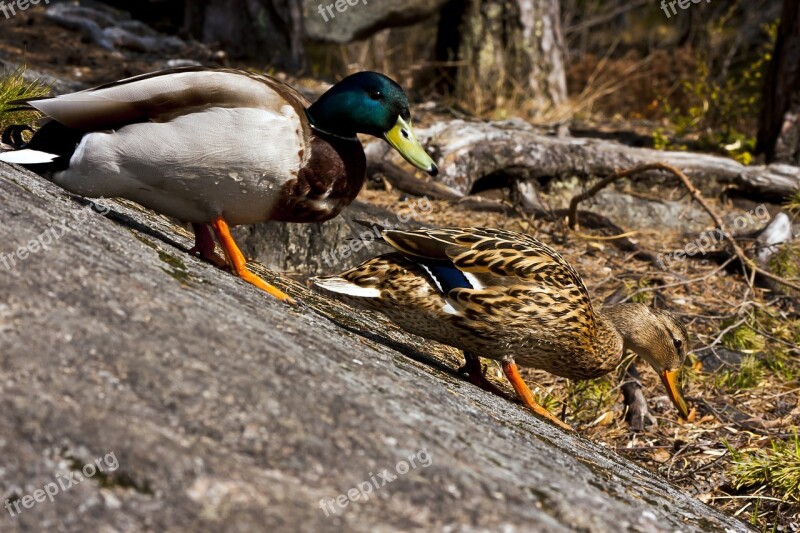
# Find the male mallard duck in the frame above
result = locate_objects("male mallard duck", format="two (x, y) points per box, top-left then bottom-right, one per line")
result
(312, 227), (690, 431)
(0, 67), (437, 302)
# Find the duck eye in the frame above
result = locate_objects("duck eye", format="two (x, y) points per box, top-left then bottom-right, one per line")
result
(369, 91), (382, 100)
(673, 338), (683, 350)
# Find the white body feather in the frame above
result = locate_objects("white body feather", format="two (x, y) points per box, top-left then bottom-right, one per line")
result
(0, 149), (58, 165)
(6, 69), (311, 225)
(312, 277), (381, 298)
(55, 106), (304, 224)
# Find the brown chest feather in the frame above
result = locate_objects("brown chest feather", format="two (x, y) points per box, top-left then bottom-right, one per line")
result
(270, 134), (366, 223)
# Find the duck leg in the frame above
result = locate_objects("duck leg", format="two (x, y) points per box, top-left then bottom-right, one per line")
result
(458, 353), (515, 402)
(210, 216), (296, 304)
(501, 360), (573, 431)
(188, 223), (227, 267)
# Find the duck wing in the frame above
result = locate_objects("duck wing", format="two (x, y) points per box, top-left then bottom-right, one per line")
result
(383, 228), (585, 290)
(382, 227), (597, 342)
(11, 67), (312, 136)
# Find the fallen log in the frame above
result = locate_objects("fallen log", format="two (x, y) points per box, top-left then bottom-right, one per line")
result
(367, 159), (463, 201)
(414, 119), (800, 199)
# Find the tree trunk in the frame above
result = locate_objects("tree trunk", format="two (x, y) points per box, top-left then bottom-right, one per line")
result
(436, 0), (567, 114)
(757, 0), (800, 164)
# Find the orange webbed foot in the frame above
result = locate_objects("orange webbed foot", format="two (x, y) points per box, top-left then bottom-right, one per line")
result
(502, 360), (573, 431)
(210, 217), (297, 304)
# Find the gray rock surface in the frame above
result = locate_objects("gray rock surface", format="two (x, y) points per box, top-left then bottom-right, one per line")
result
(303, 0), (448, 43)
(0, 162), (750, 532)
(45, 3), (187, 53)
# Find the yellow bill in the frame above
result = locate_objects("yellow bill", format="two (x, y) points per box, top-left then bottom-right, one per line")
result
(384, 116), (438, 176)
(660, 369), (689, 419)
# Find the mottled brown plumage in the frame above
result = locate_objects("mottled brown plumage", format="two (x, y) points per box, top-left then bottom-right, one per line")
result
(313, 227), (690, 430)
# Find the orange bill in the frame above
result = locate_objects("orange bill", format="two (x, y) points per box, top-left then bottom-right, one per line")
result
(660, 369), (689, 419)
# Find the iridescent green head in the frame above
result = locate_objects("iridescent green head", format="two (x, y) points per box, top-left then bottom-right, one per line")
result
(307, 71), (438, 176)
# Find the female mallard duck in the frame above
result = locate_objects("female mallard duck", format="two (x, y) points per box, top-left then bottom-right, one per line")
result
(0, 67), (437, 302)
(312, 227), (690, 431)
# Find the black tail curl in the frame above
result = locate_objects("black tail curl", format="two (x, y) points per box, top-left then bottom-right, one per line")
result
(1, 124), (33, 149)
(0, 120), (85, 172)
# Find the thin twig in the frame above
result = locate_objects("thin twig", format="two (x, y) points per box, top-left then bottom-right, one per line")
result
(709, 495), (789, 503)
(573, 230), (640, 241)
(565, 0), (649, 34)
(693, 317), (748, 353)
(568, 162), (800, 293)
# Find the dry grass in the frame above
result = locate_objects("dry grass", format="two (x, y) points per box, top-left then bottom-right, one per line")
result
(0, 68), (48, 134)
(788, 190), (800, 215)
(566, 48), (698, 122)
(729, 434), (800, 504)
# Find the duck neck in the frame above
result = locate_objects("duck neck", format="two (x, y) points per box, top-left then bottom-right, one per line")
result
(306, 94), (360, 141)
(591, 303), (649, 374)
